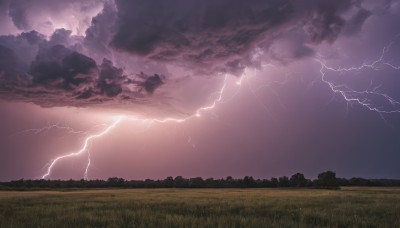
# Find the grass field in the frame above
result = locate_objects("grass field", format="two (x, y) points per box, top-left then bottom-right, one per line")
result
(0, 187), (399, 227)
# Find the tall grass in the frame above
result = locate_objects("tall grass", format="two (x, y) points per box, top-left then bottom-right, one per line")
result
(0, 187), (399, 227)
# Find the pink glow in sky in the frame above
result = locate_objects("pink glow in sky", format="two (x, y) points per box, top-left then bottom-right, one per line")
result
(1, 0), (400, 180)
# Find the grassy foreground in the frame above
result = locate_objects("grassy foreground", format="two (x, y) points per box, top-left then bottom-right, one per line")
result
(0, 187), (399, 227)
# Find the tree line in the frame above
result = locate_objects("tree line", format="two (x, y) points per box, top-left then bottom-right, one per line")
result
(1, 171), (400, 190)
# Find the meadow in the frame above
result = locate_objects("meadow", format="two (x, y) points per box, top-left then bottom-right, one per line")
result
(0, 187), (399, 227)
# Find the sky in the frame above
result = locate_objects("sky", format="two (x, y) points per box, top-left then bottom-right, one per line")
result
(1, 0), (400, 181)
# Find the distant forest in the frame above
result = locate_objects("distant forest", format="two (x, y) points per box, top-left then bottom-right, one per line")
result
(1, 171), (400, 190)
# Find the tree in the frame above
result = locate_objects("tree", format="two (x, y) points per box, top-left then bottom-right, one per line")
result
(316, 171), (339, 189)
(164, 176), (174, 188)
(290, 173), (307, 187)
(243, 176), (256, 187)
(270, 178), (278, 187)
(278, 176), (290, 187)
(107, 177), (125, 187)
(174, 176), (189, 188)
(224, 176), (235, 187)
(189, 177), (204, 188)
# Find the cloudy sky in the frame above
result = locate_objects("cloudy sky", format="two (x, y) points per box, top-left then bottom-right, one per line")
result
(1, 0), (400, 181)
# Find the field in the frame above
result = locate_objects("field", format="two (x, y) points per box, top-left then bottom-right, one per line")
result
(0, 187), (399, 227)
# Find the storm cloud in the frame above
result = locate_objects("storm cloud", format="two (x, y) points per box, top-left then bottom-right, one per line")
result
(0, 0), (373, 112)
(1, 0), (400, 181)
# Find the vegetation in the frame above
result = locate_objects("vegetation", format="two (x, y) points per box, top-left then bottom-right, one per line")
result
(315, 171), (340, 189)
(1, 171), (400, 190)
(0, 188), (399, 227)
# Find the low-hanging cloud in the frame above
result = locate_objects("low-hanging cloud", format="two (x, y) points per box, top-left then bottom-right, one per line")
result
(0, 0), (374, 114)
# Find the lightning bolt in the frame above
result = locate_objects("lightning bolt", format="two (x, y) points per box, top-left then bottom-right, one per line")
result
(84, 149), (91, 180)
(41, 74), (243, 179)
(123, 74), (240, 125)
(41, 117), (122, 179)
(40, 36), (400, 179)
(317, 37), (400, 114)
(13, 122), (87, 136)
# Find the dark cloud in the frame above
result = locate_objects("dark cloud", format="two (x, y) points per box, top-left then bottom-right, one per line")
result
(0, 45), (19, 80)
(49, 29), (73, 45)
(1, 0), (400, 181)
(343, 8), (372, 35)
(109, 0), (365, 74)
(111, 0), (293, 73)
(8, 0), (29, 30)
(84, 2), (118, 60)
(0, 0), (374, 111)
(21, 30), (45, 45)
(3, 0), (105, 36)
(30, 45), (96, 89)
(97, 58), (124, 97)
(0, 40), (162, 108)
(137, 73), (164, 94)
(300, 0), (356, 43)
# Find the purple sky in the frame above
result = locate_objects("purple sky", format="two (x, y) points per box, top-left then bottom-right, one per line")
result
(1, 0), (400, 181)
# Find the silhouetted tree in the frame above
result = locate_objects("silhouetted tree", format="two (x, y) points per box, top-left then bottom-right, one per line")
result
(3, 172), (400, 189)
(349, 178), (373, 186)
(270, 177), (279, 187)
(164, 176), (174, 188)
(290, 173), (307, 187)
(278, 176), (290, 187)
(337, 178), (350, 186)
(189, 177), (204, 188)
(174, 176), (189, 188)
(243, 176), (256, 188)
(223, 176), (235, 187)
(107, 177), (125, 187)
(316, 171), (339, 189)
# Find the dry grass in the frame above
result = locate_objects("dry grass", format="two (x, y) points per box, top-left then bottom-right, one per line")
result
(0, 187), (399, 227)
